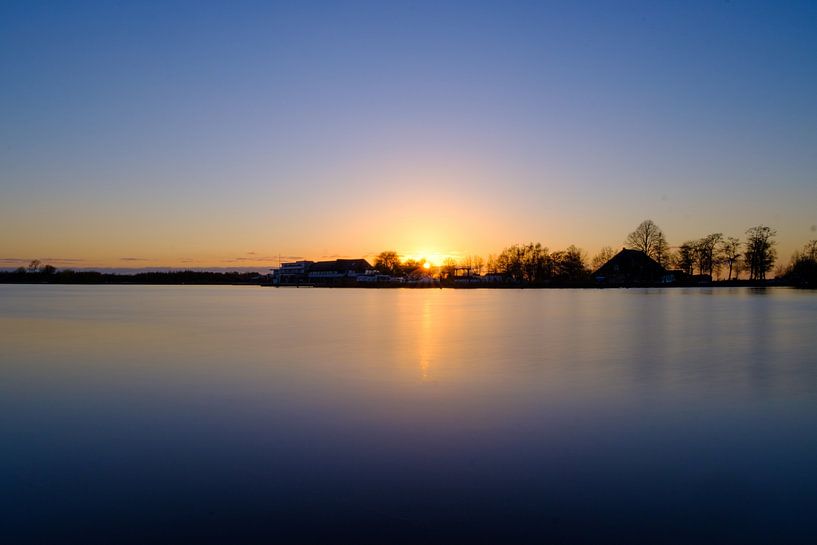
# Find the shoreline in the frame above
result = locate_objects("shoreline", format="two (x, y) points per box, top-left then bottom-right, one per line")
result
(0, 279), (805, 289)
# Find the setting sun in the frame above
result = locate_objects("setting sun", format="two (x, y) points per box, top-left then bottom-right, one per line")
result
(400, 251), (455, 267)
(423, 262), (431, 270)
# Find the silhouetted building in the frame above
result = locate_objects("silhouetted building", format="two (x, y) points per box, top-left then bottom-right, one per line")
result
(308, 259), (372, 282)
(275, 261), (314, 284)
(357, 272), (404, 284)
(592, 248), (668, 285)
(272, 258), (373, 285)
(272, 259), (372, 285)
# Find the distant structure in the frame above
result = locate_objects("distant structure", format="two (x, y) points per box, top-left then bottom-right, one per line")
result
(271, 259), (372, 285)
(307, 259), (371, 282)
(592, 248), (671, 285)
(277, 260), (314, 284)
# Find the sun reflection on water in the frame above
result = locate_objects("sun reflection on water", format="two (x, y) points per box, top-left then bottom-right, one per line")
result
(418, 295), (433, 381)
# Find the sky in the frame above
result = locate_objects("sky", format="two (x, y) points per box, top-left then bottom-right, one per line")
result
(1, 0), (816, 270)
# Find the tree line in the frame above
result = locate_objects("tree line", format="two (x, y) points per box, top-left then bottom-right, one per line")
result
(375, 220), (817, 285)
(0, 263), (264, 284)
(5, 221), (816, 286)
(373, 245), (591, 283)
(620, 220), (780, 281)
(783, 240), (817, 287)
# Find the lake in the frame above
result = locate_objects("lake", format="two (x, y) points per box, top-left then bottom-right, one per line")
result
(2, 285), (817, 544)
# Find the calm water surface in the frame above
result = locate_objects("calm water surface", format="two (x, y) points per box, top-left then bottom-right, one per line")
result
(2, 285), (817, 543)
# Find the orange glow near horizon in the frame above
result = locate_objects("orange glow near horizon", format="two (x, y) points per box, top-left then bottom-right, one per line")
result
(400, 251), (456, 267)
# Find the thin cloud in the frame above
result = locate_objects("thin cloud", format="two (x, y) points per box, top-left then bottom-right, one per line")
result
(320, 254), (350, 259)
(225, 256), (281, 262)
(0, 257), (86, 263)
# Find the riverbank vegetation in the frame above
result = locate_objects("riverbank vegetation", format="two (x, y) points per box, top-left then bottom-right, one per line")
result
(372, 220), (815, 287)
(0, 266), (262, 285)
(4, 220), (817, 287)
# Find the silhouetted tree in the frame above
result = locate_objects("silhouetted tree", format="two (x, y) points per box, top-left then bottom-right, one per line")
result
(42, 264), (57, 275)
(625, 220), (667, 262)
(457, 255), (484, 277)
(460, 256), (473, 276)
(733, 258), (746, 280)
(804, 240), (817, 262)
(485, 254), (499, 274)
(675, 242), (696, 275)
(696, 233), (723, 277)
(591, 246), (615, 271)
(496, 245), (525, 282)
(522, 243), (551, 283)
(653, 233), (670, 268)
(744, 225), (777, 280)
(442, 257), (457, 279)
(721, 237), (741, 280)
(496, 243), (552, 283)
(472, 255), (484, 276)
(27, 260), (41, 273)
(783, 240), (817, 286)
(553, 245), (589, 281)
(401, 259), (426, 277)
(374, 251), (402, 276)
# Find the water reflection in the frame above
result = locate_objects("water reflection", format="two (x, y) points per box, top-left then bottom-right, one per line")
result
(1, 285), (817, 543)
(418, 295), (433, 381)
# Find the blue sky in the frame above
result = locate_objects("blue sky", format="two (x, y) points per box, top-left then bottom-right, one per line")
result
(1, 1), (815, 268)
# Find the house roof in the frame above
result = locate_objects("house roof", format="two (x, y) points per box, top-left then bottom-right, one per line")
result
(592, 248), (667, 282)
(308, 259), (372, 273)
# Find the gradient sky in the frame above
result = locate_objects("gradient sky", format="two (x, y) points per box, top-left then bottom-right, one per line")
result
(2, 1), (816, 269)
